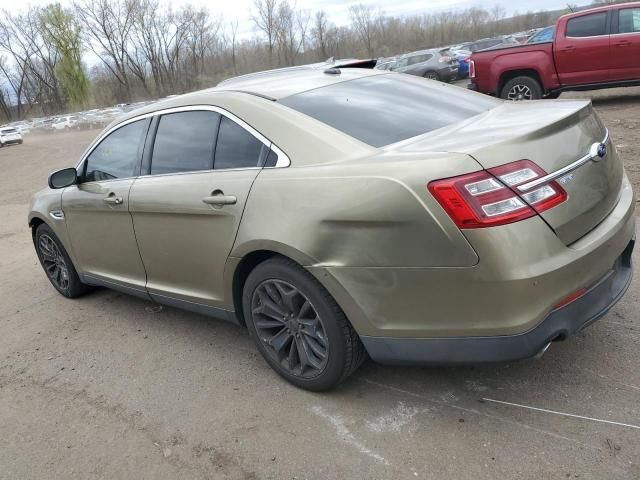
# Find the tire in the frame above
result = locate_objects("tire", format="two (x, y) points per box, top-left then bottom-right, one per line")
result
(500, 76), (542, 100)
(424, 71), (440, 81)
(34, 223), (91, 298)
(243, 256), (367, 391)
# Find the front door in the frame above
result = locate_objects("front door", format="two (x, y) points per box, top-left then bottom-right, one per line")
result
(610, 6), (640, 81)
(129, 109), (267, 310)
(555, 11), (611, 85)
(62, 118), (150, 293)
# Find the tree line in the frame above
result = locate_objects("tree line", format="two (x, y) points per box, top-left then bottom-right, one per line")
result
(0, 0), (576, 121)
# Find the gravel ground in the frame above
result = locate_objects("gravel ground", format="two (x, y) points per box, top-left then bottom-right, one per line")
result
(1, 88), (639, 480)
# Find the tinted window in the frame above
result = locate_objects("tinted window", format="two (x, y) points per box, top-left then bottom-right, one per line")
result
(84, 120), (147, 181)
(528, 27), (555, 43)
(214, 117), (264, 170)
(150, 111), (219, 175)
(566, 12), (608, 37)
(408, 54), (432, 65)
(280, 74), (499, 147)
(619, 8), (640, 33)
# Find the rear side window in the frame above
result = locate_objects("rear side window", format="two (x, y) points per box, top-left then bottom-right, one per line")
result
(151, 111), (220, 175)
(619, 8), (640, 33)
(408, 54), (432, 65)
(214, 117), (264, 170)
(280, 74), (499, 147)
(566, 12), (608, 37)
(84, 119), (147, 181)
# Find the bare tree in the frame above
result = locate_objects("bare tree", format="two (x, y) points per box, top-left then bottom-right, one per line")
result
(349, 4), (378, 57)
(74, 0), (136, 101)
(311, 10), (329, 60)
(252, 0), (278, 67)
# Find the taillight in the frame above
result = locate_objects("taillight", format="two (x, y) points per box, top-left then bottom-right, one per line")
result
(428, 160), (567, 229)
(469, 60), (475, 78)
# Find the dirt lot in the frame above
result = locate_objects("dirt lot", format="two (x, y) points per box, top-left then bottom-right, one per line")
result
(1, 88), (639, 480)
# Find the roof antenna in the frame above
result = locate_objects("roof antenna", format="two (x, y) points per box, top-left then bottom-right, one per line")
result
(566, 4), (574, 12)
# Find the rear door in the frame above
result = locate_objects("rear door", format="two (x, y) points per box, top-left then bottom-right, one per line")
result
(554, 11), (611, 85)
(610, 6), (640, 80)
(129, 107), (269, 310)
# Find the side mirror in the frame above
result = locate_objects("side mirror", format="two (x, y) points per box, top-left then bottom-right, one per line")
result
(48, 167), (78, 189)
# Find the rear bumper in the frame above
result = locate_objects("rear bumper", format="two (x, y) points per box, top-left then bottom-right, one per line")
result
(360, 238), (634, 365)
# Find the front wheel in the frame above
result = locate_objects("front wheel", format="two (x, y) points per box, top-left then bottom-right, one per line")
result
(424, 71), (440, 81)
(243, 257), (367, 391)
(35, 223), (91, 298)
(500, 76), (542, 101)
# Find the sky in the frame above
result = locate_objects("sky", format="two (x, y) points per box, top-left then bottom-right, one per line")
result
(4, 0), (595, 39)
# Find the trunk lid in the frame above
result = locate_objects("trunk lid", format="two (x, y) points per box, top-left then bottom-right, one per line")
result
(395, 100), (622, 244)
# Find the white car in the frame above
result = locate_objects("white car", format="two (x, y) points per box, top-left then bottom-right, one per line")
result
(0, 127), (23, 146)
(8, 121), (31, 135)
(51, 115), (80, 130)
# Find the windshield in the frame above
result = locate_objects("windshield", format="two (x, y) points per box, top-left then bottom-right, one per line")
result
(279, 74), (499, 147)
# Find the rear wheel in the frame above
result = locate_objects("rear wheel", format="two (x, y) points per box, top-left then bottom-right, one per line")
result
(424, 71), (440, 81)
(35, 223), (91, 298)
(243, 257), (367, 391)
(500, 76), (542, 101)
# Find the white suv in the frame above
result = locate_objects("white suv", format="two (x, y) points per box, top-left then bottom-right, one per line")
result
(0, 127), (23, 146)
(51, 115), (80, 130)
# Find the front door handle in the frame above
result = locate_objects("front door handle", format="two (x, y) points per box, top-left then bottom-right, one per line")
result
(103, 194), (123, 205)
(614, 41), (630, 47)
(202, 191), (237, 206)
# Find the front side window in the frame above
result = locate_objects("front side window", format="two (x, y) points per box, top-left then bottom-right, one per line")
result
(214, 117), (265, 170)
(150, 111), (220, 175)
(566, 12), (608, 37)
(619, 8), (640, 33)
(84, 119), (148, 182)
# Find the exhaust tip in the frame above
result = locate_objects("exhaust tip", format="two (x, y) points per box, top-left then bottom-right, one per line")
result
(533, 341), (552, 360)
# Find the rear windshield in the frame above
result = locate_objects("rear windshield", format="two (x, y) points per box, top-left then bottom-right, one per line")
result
(279, 74), (498, 147)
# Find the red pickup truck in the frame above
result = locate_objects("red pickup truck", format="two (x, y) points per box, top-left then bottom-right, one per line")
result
(468, 2), (640, 100)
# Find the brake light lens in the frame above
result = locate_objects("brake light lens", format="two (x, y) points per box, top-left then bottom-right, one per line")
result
(428, 160), (567, 229)
(469, 60), (475, 78)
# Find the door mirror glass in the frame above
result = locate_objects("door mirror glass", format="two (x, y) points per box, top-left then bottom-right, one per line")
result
(48, 167), (78, 189)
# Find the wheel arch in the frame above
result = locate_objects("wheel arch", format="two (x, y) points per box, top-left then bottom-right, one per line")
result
(226, 243), (371, 336)
(497, 69), (544, 97)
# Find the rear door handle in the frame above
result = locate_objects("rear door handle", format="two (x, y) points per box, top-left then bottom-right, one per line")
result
(614, 41), (631, 46)
(202, 191), (237, 206)
(103, 194), (123, 205)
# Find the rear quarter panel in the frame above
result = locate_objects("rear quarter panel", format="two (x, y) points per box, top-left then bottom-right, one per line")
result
(231, 152), (482, 269)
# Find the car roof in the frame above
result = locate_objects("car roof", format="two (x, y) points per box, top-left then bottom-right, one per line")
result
(214, 67), (387, 100)
(110, 68), (390, 129)
(218, 59), (376, 87)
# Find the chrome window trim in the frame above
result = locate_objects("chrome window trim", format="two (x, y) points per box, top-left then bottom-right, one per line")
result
(75, 104), (291, 179)
(517, 129), (609, 192)
(610, 31), (640, 36)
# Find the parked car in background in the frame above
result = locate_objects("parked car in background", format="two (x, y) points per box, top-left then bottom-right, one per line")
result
(100, 108), (124, 120)
(451, 49), (472, 78)
(526, 25), (555, 43)
(30, 68), (635, 391)
(377, 48), (459, 81)
(7, 121), (32, 135)
(373, 57), (398, 71)
(469, 2), (640, 100)
(0, 127), (23, 146)
(51, 115), (80, 130)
